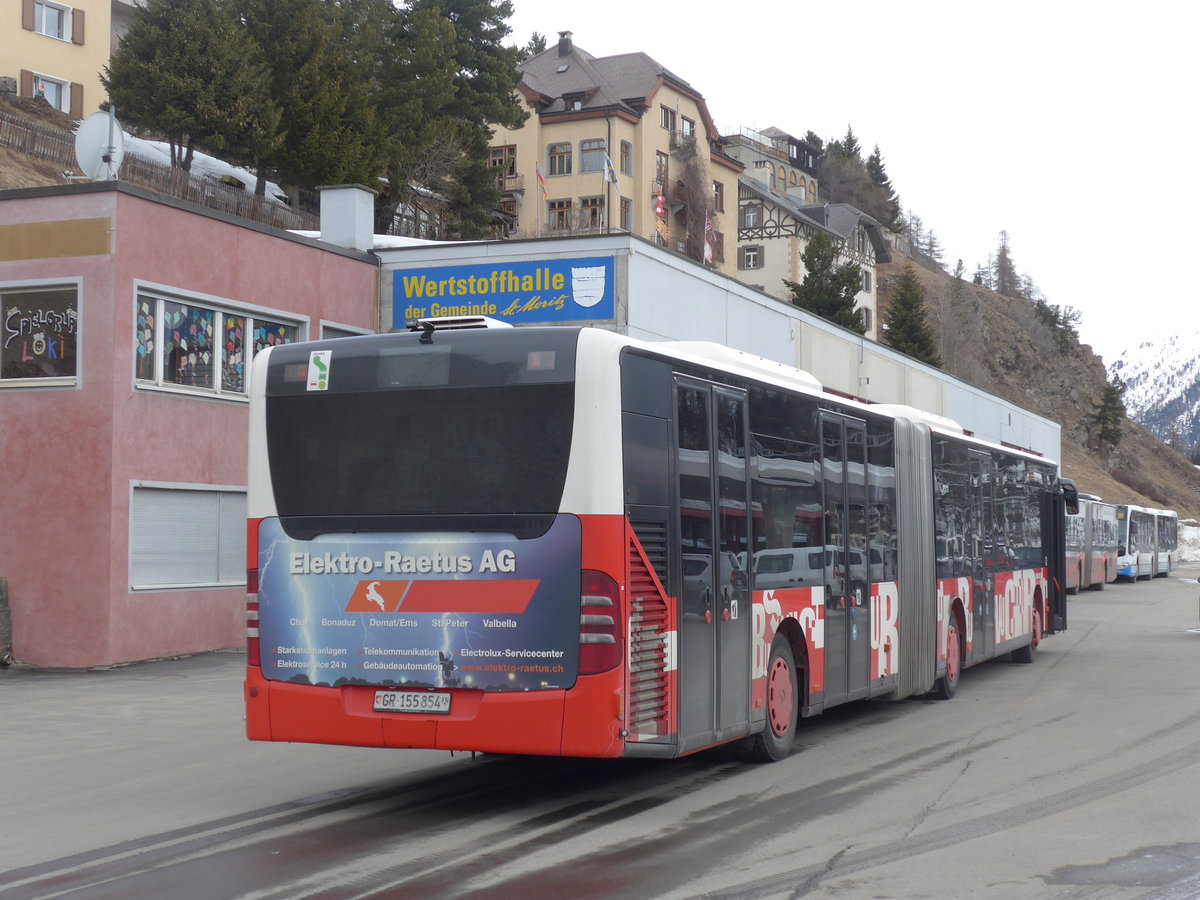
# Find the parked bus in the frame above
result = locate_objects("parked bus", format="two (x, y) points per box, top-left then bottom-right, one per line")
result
(1116, 505), (1179, 580)
(245, 322), (1073, 762)
(1151, 508), (1180, 576)
(1065, 495), (1119, 592)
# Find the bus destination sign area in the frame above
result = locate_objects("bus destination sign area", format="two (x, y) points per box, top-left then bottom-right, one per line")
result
(256, 515), (583, 691)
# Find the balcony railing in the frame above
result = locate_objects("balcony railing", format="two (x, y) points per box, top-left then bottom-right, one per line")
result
(495, 172), (524, 193)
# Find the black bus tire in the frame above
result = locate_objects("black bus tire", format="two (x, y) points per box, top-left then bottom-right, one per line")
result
(747, 635), (798, 762)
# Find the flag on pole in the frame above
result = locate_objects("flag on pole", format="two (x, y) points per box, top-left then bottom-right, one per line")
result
(535, 164), (547, 195)
(603, 152), (620, 192)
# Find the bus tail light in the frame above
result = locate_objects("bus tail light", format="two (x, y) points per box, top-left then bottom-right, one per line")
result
(579, 570), (621, 674)
(246, 567), (260, 667)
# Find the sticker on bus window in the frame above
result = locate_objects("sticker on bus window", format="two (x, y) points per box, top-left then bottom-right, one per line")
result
(307, 350), (331, 391)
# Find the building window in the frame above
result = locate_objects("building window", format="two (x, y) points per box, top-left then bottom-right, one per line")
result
(129, 484), (245, 590)
(660, 105), (676, 132)
(581, 196), (604, 228)
(857, 229), (867, 253)
(620, 140), (633, 175)
(655, 151), (669, 185)
(547, 199), (572, 230)
(738, 245), (763, 270)
(861, 308), (873, 332)
(488, 145), (516, 175)
(1, 283), (78, 384)
(548, 142), (572, 176)
(740, 203), (761, 229)
(135, 290), (300, 396)
(681, 117), (695, 137)
(712, 181), (724, 213)
(33, 0), (70, 39)
(580, 138), (606, 174)
(710, 230), (725, 264)
(862, 270), (872, 292)
(320, 323), (371, 340)
(32, 74), (70, 112)
(620, 197), (632, 231)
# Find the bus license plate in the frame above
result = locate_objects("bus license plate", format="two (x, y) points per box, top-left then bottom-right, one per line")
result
(373, 690), (451, 714)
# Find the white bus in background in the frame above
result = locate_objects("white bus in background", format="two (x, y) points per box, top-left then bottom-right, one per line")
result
(1150, 508), (1180, 576)
(1116, 505), (1178, 580)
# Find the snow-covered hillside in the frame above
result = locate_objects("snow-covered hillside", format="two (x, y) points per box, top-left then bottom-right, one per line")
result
(1110, 330), (1200, 448)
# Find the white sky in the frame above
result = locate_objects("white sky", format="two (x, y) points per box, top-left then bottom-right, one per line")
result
(505, 0), (1198, 364)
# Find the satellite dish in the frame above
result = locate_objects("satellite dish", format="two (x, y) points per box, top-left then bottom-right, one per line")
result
(74, 109), (125, 181)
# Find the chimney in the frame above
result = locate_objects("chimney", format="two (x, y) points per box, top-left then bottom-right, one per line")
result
(558, 31), (573, 57)
(318, 184), (377, 252)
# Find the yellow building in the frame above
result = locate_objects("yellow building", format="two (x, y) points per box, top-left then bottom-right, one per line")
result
(8, 0), (113, 116)
(489, 31), (743, 279)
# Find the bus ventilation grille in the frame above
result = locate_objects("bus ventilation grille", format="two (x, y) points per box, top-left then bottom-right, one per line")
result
(630, 520), (668, 585)
(627, 537), (671, 740)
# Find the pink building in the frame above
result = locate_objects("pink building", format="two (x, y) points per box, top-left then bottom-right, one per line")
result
(0, 182), (379, 667)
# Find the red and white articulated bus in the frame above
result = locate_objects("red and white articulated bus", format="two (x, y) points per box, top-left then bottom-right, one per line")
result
(1064, 495), (1119, 592)
(244, 322), (1073, 761)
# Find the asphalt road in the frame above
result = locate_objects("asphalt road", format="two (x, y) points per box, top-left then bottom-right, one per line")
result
(2, 568), (1199, 900)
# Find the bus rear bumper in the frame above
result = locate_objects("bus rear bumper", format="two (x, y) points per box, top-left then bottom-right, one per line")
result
(245, 665), (625, 757)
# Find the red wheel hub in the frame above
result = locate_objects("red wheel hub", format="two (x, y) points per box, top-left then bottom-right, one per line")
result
(766, 656), (794, 737)
(946, 623), (960, 684)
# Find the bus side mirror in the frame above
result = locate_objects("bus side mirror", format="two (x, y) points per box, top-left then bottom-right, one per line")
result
(1061, 478), (1079, 515)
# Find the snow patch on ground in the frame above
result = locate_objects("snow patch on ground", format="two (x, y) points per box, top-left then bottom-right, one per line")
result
(1180, 520), (1200, 562)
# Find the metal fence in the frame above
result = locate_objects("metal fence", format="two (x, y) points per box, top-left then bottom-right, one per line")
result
(0, 108), (318, 231)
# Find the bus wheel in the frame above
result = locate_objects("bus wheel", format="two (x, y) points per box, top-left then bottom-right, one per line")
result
(1012, 607), (1041, 664)
(935, 616), (961, 699)
(749, 635), (798, 762)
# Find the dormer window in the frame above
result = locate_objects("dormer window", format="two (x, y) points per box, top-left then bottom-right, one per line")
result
(563, 92), (585, 112)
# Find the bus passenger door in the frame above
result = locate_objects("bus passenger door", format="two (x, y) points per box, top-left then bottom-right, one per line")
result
(821, 413), (870, 704)
(975, 451), (997, 659)
(674, 379), (752, 754)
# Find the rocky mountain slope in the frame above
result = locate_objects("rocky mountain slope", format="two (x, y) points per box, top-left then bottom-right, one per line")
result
(877, 259), (1200, 519)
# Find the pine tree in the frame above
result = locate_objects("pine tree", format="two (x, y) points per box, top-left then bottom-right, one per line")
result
(235, 0), (385, 192)
(1090, 375), (1126, 449)
(840, 125), (861, 161)
(405, 0), (527, 237)
(865, 145), (900, 226)
(993, 230), (1021, 296)
(785, 232), (865, 334)
(882, 264), (942, 367)
(924, 229), (944, 266)
(102, 0), (279, 172)
(802, 130), (825, 160)
(518, 31), (547, 60)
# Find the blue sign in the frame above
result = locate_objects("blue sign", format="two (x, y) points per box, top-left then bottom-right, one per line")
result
(392, 256), (615, 327)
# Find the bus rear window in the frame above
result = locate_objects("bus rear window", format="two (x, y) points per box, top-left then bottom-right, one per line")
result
(262, 328), (579, 518)
(266, 383), (573, 517)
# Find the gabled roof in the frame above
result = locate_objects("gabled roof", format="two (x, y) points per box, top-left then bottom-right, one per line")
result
(738, 176), (838, 239)
(795, 202), (893, 263)
(519, 34), (718, 139)
(738, 177), (893, 263)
